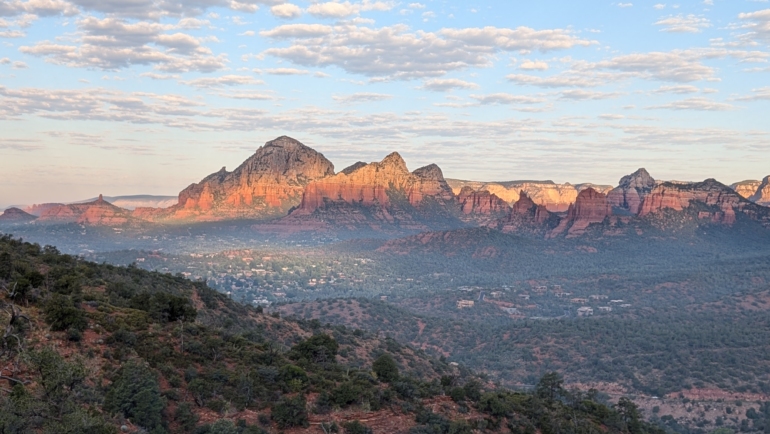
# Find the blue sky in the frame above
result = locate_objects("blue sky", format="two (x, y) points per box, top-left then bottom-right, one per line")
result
(1, 0), (769, 206)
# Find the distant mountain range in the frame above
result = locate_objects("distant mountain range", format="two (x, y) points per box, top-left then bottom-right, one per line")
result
(2, 135), (769, 240)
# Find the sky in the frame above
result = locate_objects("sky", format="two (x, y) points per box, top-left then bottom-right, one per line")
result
(1, 0), (770, 206)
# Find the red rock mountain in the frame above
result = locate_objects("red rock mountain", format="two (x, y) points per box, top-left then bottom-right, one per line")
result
(456, 187), (511, 224)
(498, 192), (556, 235)
(37, 195), (137, 225)
(749, 176), (770, 206)
(279, 153), (462, 232)
(607, 168), (656, 215)
(638, 180), (745, 224)
(731, 180), (762, 199)
(446, 179), (613, 212)
(294, 154), (453, 214)
(135, 136), (335, 222)
(0, 207), (37, 223)
(22, 203), (64, 217)
(549, 188), (612, 238)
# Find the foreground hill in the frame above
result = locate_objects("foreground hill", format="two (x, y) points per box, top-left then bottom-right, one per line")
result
(0, 234), (666, 434)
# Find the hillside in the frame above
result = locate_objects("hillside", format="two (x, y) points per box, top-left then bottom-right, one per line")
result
(0, 234), (667, 434)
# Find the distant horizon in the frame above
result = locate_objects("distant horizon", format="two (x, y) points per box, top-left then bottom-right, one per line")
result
(2, 1), (770, 205)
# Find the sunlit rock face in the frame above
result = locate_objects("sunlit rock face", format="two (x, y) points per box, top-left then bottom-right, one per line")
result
(607, 168), (656, 215)
(133, 136), (335, 222)
(749, 176), (770, 207)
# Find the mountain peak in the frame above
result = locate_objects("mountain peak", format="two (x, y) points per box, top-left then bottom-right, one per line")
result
(413, 163), (445, 181)
(380, 152), (408, 171)
(618, 168), (655, 190)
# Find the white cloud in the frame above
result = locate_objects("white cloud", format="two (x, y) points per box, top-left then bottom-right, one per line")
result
(58, 0), (282, 20)
(420, 78), (478, 91)
(181, 74), (264, 88)
(240, 30), (255, 36)
(520, 60), (549, 70)
(595, 50), (717, 82)
(140, 72), (180, 80)
(735, 86), (770, 101)
(217, 90), (276, 100)
(19, 16), (227, 72)
(306, 0), (395, 19)
(559, 89), (621, 100)
(332, 92), (392, 103)
(0, 57), (8, 64)
(0, 0), (78, 17)
(11, 60), (27, 68)
(738, 9), (770, 45)
(265, 67), (309, 75)
(655, 14), (711, 33)
(651, 85), (699, 94)
(468, 93), (545, 105)
(271, 3), (301, 18)
(260, 23), (594, 80)
(654, 4), (666, 9)
(648, 97), (735, 111)
(0, 30), (25, 38)
(618, 3), (633, 7)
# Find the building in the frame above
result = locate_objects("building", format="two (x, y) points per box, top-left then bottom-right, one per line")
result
(577, 307), (594, 317)
(502, 307), (521, 315)
(570, 298), (589, 304)
(457, 300), (475, 309)
(490, 291), (503, 298)
(598, 306), (612, 312)
(590, 295), (608, 301)
(518, 294), (531, 301)
(534, 286), (547, 294)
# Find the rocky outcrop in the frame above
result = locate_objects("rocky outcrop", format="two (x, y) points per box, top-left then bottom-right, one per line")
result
(138, 136), (335, 222)
(23, 203), (64, 217)
(37, 195), (137, 225)
(607, 168), (656, 215)
(279, 153), (461, 232)
(456, 187), (511, 224)
(749, 176), (770, 206)
(0, 207), (37, 223)
(295, 153), (454, 214)
(446, 179), (612, 212)
(731, 180), (762, 200)
(549, 188), (611, 237)
(499, 192), (556, 236)
(637, 179), (761, 225)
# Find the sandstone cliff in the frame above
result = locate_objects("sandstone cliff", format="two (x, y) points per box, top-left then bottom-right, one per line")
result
(456, 187), (511, 225)
(607, 168), (656, 215)
(446, 179), (612, 212)
(22, 203), (64, 217)
(0, 207), (37, 223)
(498, 192), (557, 236)
(749, 176), (770, 206)
(280, 153), (461, 232)
(137, 136), (335, 222)
(549, 188), (611, 238)
(37, 195), (137, 225)
(731, 180), (762, 200)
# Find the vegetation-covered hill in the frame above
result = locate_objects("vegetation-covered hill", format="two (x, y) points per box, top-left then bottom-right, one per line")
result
(0, 234), (668, 434)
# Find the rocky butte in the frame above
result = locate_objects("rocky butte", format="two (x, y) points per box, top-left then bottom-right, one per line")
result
(607, 168), (656, 215)
(731, 179), (762, 199)
(446, 179), (613, 212)
(0, 207), (37, 223)
(134, 136), (335, 222)
(749, 176), (770, 207)
(37, 195), (137, 225)
(549, 188), (612, 238)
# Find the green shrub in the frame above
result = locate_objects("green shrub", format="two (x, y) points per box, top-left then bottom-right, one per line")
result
(342, 420), (373, 434)
(271, 395), (308, 428)
(289, 334), (338, 364)
(44, 294), (87, 332)
(373, 354), (399, 383)
(104, 361), (165, 432)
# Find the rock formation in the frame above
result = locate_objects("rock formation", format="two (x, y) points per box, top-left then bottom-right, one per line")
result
(446, 179), (612, 212)
(456, 187), (511, 224)
(499, 192), (556, 235)
(637, 179), (763, 225)
(749, 176), (770, 206)
(294, 153), (454, 214)
(22, 203), (64, 217)
(280, 153), (461, 232)
(607, 168), (656, 215)
(549, 188), (611, 237)
(731, 180), (762, 200)
(137, 136), (335, 222)
(37, 195), (137, 225)
(0, 207), (37, 223)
